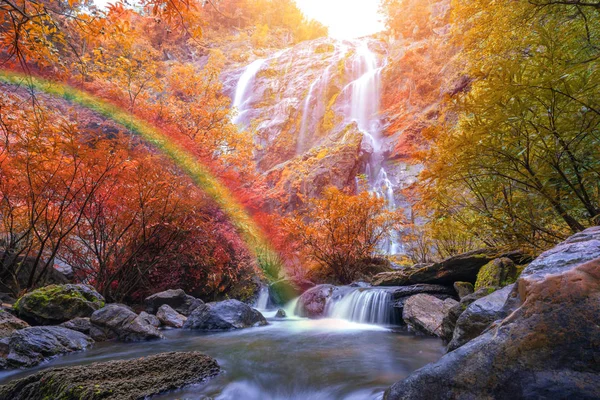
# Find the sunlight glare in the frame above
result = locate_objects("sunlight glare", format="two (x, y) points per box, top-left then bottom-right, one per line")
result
(295, 0), (384, 39)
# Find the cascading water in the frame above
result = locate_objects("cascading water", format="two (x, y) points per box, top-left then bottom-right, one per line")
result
(345, 42), (400, 254)
(296, 44), (347, 154)
(232, 58), (266, 126)
(327, 288), (400, 325)
(254, 285), (270, 310)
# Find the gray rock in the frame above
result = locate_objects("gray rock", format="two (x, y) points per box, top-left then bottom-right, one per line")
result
(296, 284), (343, 318)
(14, 284), (105, 325)
(275, 308), (286, 318)
(90, 304), (164, 342)
(139, 311), (160, 328)
(372, 249), (529, 286)
(184, 299), (267, 330)
(0, 326), (93, 369)
(453, 281), (474, 299)
(384, 227), (600, 400)
(402, 294), (458, 337)
(59, 317), (91, 335)
(391, 284), (456, 300)
(447, 284), (514, 351)
(0, 308), (28, 339)
(439, 286), (499, 342)
(0, 351), (220, 399)
(156, 304), (187, 328)
(144, 289), (202, 316)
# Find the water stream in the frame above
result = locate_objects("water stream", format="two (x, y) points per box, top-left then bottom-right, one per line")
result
(0, 308), (443, 400)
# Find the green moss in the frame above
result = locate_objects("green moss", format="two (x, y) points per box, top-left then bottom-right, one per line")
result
(15, 285), (105, 314)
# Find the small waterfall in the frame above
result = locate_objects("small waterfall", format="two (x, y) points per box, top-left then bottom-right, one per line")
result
(254, 285), (270, 310)
(232, 58), (266, 125)
(326, 288), (399, 325)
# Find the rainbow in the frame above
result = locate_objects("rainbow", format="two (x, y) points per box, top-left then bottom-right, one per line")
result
(0, 70), (279, 277)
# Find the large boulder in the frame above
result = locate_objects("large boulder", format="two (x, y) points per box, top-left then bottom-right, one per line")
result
(474, 257), (519, 290)
(183, 299), (267, 330)
(144, 289), (202, 316)
(0, 326), (93, 369)
(0, 351), (220, 400)
(0, 308), (28, 339)
(14, 284), (105, 325)
(373, 249), (528, 286)
(385, 226), (600, 400)
(391, 284), (456, 312)
(156, 304), (187, 328)
(447, 284), (515, 351)
(90, 304), (164, 342)
(295, 284), (340, 318)
(402, 294), (458, 337)
(0, 254), (70, 296)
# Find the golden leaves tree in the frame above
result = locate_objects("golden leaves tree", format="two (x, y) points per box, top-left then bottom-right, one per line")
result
(284, 186), (402, 284)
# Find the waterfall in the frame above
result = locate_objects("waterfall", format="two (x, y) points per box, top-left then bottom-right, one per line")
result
(254, 285), (270, 310)
(296, 44), (346, 155)
(346, 42), (400, 254)
(326, 288), (400, 325)
(232, 58), (266, 126)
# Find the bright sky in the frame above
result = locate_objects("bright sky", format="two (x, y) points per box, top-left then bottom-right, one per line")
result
(93, 0), (385, 39)
(295, 0), (384, 39)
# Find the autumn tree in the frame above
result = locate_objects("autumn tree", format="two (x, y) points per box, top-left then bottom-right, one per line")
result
(284, 186), (402, 284)
(418, 0), (600, 252)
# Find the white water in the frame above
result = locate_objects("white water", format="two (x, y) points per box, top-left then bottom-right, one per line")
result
(232, 58), (266, 125)
(296, 44), (347, 154)
(254, 285), (270, 310)
(327, 288), (400, 325)
(346, 42), (400, 254)
(283, 286), (400, 326)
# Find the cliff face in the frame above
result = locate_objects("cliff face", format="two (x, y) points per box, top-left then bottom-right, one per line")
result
(219, 0), (456, 219)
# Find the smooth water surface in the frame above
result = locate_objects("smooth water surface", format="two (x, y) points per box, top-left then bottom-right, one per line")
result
(0, 315), (443, 399)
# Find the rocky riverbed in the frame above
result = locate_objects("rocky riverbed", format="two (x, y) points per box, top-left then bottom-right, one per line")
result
(1, 228), (599, 399)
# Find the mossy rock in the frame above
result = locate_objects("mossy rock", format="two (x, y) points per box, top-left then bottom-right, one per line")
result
(15, 284), (105, 325)
(0, 352), (220, 400)
(474, 258), (519, 290)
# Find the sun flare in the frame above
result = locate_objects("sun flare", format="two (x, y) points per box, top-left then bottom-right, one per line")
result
(295, 0), (384, 39)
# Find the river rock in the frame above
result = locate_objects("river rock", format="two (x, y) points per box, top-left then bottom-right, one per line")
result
(295, 284), (340, 318)
(183, 299), (267, 330)
(59, 317), (91, 335)
(474, 257), (519, 290)
(402, 294), (458, 337)
(90, 304), (164, 342)
(14, 284), (105, 325)
(0, 351), (220, 400)
(453, 281), (474, 299)
(0, 308), (28, 339)
(447, 284), (515, 351)
(275, 308), (286, 318)
(139, 311), (160, 328)
(439, 286), (499, 342)
(144, 289), (202, 316)
(156, 304), (187, 328)
(384, 226), (600, 400)
(0, 326), (93, 369)
(372, 249), (529, 286)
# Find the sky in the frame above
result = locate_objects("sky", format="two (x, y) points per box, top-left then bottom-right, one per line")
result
(295, 0), (384, 39)
(92, 0), (385, 39)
